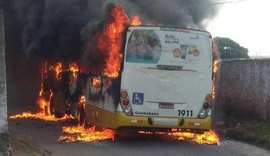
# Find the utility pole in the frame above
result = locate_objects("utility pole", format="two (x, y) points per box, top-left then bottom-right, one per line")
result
(0, 0), (9, 155)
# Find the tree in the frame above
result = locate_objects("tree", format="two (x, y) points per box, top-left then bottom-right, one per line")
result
(214, 37), (249, 59)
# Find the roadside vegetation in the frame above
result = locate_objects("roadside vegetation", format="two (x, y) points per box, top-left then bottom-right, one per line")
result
(214, 37), (249, 59)
(216, 117), (270, 150)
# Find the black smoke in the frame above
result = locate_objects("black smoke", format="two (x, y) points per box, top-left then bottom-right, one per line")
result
(120, 0), (218, 27)
(12, 0), (220, 61)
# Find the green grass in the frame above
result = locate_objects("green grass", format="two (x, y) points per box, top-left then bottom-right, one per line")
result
(216, 118), (270, 150)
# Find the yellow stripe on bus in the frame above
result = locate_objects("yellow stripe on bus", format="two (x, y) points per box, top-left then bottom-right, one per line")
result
(85, 104), (211, 130)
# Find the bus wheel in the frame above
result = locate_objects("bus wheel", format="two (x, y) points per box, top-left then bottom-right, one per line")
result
(77, 104), (85, 126)
(50, 92), (66, 118)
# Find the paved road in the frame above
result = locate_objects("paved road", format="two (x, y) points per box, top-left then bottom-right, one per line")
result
(9, 119), (270, 156)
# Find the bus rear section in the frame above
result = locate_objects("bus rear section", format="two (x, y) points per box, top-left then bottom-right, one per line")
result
(118, 26), (213, 131)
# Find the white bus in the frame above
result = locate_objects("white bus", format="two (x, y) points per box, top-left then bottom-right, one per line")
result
(77, 26), (215, 131)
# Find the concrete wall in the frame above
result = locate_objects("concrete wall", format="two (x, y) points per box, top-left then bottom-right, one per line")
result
(0, 1), (7, 134)
(0, 1), (9, 155)
(217, 59), (270, 121)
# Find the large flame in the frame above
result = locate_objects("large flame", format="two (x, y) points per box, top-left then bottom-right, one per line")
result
(96, 4), (142, 78)
(58, 95), (115, 142)
(9, 112), (73, 122)
(59, 126), (115, 142)
(9, 61), (78, 121)
(138, 130), (219, 145)
(169, 130), (220, 145)
(97, 4), (129, 78)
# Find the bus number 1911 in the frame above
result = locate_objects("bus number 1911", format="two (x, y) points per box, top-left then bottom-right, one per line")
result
(178, 110), (193, 117)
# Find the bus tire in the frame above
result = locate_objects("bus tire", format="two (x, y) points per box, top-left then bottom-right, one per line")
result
(77, 104), (85, 126)
(50, 92), (66, 118)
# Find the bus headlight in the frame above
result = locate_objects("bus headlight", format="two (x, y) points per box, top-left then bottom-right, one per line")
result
(124, 106), (132, 113)
(198, 109), (208, 118)
(124, 106), (133, 116)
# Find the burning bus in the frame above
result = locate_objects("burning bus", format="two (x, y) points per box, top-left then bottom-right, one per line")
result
(7, 2), (222, 144)
(40, 25), (218, 132)
(85, 26), (215, 131)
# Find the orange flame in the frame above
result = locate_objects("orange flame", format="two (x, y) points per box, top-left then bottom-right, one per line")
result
(69, 63), (79, 79)
(97, 4), (128, 78)
(88, 5), (142, 78)
(130, 15), (142, 26)
(55, 62), (63, 80)
(92, 78), (101, 88)
(9, 61), (75, 122)
(170, 130), (220, 145)
(79, 96), (86, 106)
(9, 111), (73, 122)
(212, 59), (220, 99)
(212, 82), (216, 100)
(213, 60), (219, 74)
(37, 97), (48, 111)
(138, 130), (219, 145)
(58, 126), (115, 142)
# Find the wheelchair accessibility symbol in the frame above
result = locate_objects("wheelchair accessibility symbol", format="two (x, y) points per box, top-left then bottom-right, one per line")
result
(132, 92), (144, 105)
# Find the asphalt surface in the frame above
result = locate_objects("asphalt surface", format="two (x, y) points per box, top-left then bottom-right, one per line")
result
(8, 118), (270, 156)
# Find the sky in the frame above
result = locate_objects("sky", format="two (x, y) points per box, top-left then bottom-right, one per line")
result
(207, 0), (270, 57)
